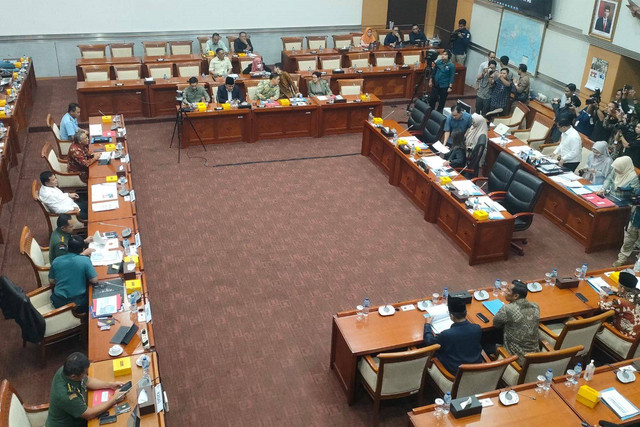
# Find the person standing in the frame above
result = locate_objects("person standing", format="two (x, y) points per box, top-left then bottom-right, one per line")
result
(513, 64), (530, 104)
(553, 119), (583, 172)
(486, 67), (512, 117)
(450, 19), (471, 65)
(475, 59), (496, 115)
(476, 51), (497, 79)
(428, 50), (455, 113)
(614, 186), (640, 267)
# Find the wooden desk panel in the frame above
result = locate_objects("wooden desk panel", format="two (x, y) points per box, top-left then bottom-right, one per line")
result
(87, 352), (165, 427)
(147, 76), (216, 117)
(87, 175), (135, 223)
(77, 80), (149, 121)
(180, 107), (251, 146)
(311, 94), (382, 136)
(251, 104), (318, 142)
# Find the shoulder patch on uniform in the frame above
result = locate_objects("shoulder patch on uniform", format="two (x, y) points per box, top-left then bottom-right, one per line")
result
(69, 393), (77, 400)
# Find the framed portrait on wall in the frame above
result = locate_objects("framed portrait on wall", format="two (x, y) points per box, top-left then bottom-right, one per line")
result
(589, 0), (620, 41)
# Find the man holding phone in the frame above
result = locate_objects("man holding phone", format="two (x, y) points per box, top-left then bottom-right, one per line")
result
(46, 352), (129, 426)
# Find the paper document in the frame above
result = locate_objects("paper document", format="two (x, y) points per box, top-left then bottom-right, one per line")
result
(482, 299), (504, 315)
(89, 124), (102, 137)
(94, 295), (120, 317)
(91, 183), (118, 202)
(92, 201), (119, 212)
(564, 181), (584, 188)
(315, 96), (328, 101)
(89, 238), (119, 251)
(494, 123), (510, 135)
(586, 277), (615, 295)
(570, 187), (592, 195)
(490, 137), (507, 145)
(586, 184), (603, 192)
(90, 249), (123, 266)
(425, 304), (454, 334)
(507, 145), (531, 155)
(558, 172), (581, 181)
(424, 156), (446, 169)
(452, 180), (484, 196)
(600, 387), (640, 420)
(431, 141), (450, 154)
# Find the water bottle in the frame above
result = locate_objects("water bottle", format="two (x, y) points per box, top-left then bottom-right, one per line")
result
(363, 297), (370, 317)
(308, 66), (311, 73)
(580, 263), (588, 279)
(543, 368), (553, 391)
(634, 258), (640, 273)
(493, 279), (500, 296)
(353, 62), (357, 71)
(368, 111), (374, 123)
(163, 73), (168, 80)
(442, 287), (449, 303)
(584, 360), (595, 381)
(573, 363), (582, 384)
(392, 129), (398, 145)
(414, 60), (419, 70)
(551, 268), (558, 286)
(442, 392), (451, 415)
(129, 293), (136, 313)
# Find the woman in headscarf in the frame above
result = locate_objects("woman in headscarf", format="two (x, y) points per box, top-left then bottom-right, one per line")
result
(360, 28), (377, 47)
(598, 156), (640, 199)
(465, 113), (488, 151)
(579, 140), (612, 184)
(242, 56), (271, 74)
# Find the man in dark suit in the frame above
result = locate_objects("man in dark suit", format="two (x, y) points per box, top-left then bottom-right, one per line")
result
(216, 76), (245, 103)
(595, 4), (613, 33)
(424, 297), (483, 375)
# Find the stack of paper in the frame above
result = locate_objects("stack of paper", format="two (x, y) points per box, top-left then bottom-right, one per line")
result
(93, 294), (121, 317)
(600, 388), (640, 420)
(425, 304), (454, 333)
(424, 156), (446, 169)
(92, 201), (119, 212)
(452, 180), (484, 196)
(90, 249), (123, 266)
(89, 124), (102, 137)
(91, 183), (118, 202)
(431, 141), (450, 154)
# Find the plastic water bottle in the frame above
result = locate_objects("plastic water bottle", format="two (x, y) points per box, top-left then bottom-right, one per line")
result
(573, 363), (582, 384)
(584, 360), (595, 381)
(442, 392), (451, 415)
(392, 129), (398, 145)
(363, 298), (370, 317)
(353, 62), (358, 71)
(442, 287), (449, 303)
(493, 279), (501, 296)
(543, 368), (553, 391)
(163, 73), (167, 80)
(368, 111), (374, 123)
(129, 293), (136, 313)
(551, 268), (558, 286)
(580, 263), (588, 279)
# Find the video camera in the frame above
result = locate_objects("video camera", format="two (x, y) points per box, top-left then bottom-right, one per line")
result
(585, 88), (601, 105)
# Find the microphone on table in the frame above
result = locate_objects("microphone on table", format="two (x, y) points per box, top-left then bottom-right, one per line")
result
(381, 109), (395, 121)
(98, 109), (107, 116)
(394, 124), (416, 138)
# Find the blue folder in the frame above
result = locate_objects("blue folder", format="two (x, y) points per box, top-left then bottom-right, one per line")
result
(482, 299), (504, 316)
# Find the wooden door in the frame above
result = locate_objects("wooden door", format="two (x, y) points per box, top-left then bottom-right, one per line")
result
(434, 0), (458, 49)
(386, 0), (427, 28)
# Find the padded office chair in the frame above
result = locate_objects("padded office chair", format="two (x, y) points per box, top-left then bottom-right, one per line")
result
(320, 56), (341, 70)
(176, 61), (202, 78)
(401, 52), (421, 66)
(357, 344), (439, 426)
(281, 37), (303, 51)
(595, 322), (640, 362)
(45, 114), (70, 159)
(40, 143), (86, 190)
(407, 97), (431, 131)
(539, 311), (614, 363)
(143, 41), (167, 56)
(296, 57), (318, 72)
(306, 36), (327, 49)
(332, 34), (352, 49)
(458, 138), (486, 179)
(32, 180), (84, 237)
(77, 44), (107, 59)
(197, 36), (210, 54)
(19, 226), (50, 288)
(168, 40), (192, 55)
(512, 114), (554, 150)
(492, 102), (530, 131)
(348, 53), (370, 68)
(351, 32), (363, 47)
(374, 52), (395, 67)
(0, 379), (49, 427)
(489, 169), (544, 255)
(114, 64), (142, 80)
(418, 110), (446, 144)
(147, 63), (174, 79)
(338, 79), (363, 96)
(80, 65), (110, 82)
(498, 345), (583, 386)
(109, 43), (134, 58)
(472, 151), (521, 193)
(244, 80), (261, 102)
(427, 354), (518, 398)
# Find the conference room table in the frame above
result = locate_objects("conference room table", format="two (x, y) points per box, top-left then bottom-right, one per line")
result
(87, 352), (165, 427)
(77, 79), (149, 121)
(361, 120), (515, 265)
(0, 58), (35, 149)
(330, 267), (619, 404)
(485, 132), (630, 253)
(0, 126), (17, 204)
(311, 94), (382, 136)
(88, 217), (144, 278)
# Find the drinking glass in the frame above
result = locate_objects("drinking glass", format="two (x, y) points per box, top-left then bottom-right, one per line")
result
(565, 369), (575, 387)
(545, 273), (553, 286)
(575, 268), (583, 279)
(501, 281), (508, 295)
(432, 293), (440, 304)
(535, 375), (546, 394)
(433, 398), (444, 418)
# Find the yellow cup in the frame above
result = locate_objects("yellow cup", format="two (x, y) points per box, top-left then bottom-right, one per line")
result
(12, 72), (18, 79)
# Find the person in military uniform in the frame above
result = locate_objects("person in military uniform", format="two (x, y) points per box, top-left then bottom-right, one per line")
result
(46, 352), (126, 427)
(181, 76), (210, 105)
(49, 214), (94, 264)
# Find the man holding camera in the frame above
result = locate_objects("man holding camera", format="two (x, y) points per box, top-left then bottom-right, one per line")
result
(450, 19), (471, 65)
(476, 60), (496, 116)
(575, 90), (602, 138)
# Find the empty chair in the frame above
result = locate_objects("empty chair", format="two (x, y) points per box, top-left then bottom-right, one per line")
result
(226, 35), (238, 52)
(539, 311), (614, 363)
(114, 64), (142, 80)
(46, 114), (71, 159)
(77, 44), (107, 59)
(40, 143), (86, 190)
(0, 379), (50, 426)
(306, 35), (327, 49)
(348, 53), (370, 68)
(403, 33), (411, 42)
(169, 40), (193, 55)
(401, 52), (422, 66)
(498, 345), (583, 386)
(143, 41), (167, 56)
(407, 97), (431, 131)
(472, 151), (521, 193)
(357, 344), (440, 426)
(197, 36), (210, 53)
(595, 322), (640, 362)
(489, 169), (544, 255)
(244, 80), (261, 102)
(419, 110), (446, 144)
(332, 34), (352, 49)
(374, 52), (396, 67)
(337, 79), (363, 96)
(80, 65), (110, 82)
(176, 61), (202, 78)
(19, 226), (50, 288)
(320, 55), (342, 70)
(378, 33), (386, 44)
(282, 37), (303, 51)
(492, 101), (530, 131)
(427, 354), (518, 398)
(109, 43), (134, 58)
(32, 180), (84, 236)
(296, 56), (318, 72)
(147, 63), (174, 79)
(512, 113), (554, 150)
(351, 32), (363, 47)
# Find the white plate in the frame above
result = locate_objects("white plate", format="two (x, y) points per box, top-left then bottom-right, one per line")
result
(416, 300), (433, 311)
(498, 390), (519, 406)
(617, 369), (636, 384)
(108, 345), (123, 357)
(474, 290), (489, 301)
(378, 305), (395, 316)
(527, 282), (543, 293)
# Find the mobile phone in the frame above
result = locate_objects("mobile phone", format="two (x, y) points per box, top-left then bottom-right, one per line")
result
(115, 402), (131, 415)
(575, 293), (588, 303)
(99, 414), (117, 425)
(119, 381), (132, 393)
(476, 313), (489, 323)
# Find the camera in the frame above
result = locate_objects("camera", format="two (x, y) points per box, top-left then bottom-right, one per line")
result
(586, 88), (601, 105)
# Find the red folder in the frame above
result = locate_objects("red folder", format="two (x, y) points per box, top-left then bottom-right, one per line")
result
(581, 193), (616, 208)
(91, 389), (113, 406)
(102, 131), (114, 137)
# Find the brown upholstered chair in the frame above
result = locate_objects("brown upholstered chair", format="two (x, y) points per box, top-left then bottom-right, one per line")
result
(142, 41), (167, 56)
(109, 43), (134, 58)
(595, 322), (640, 362)
(147, 63), (175, 79)
(197, 36), (210, 53)
(244, 80), (261, 102)
(19, 225), (50, 288)
(373, 52), (396, 67)
(176, 61), (202, 78)
(0, 379), (49, 426)
(492, 101), (530, 131)
(512, 113), (554, 150)
(46, 114), (71, 159)
(332, 34), (352, 49)
(281, 37), (303, 51)
(295, 56), (318, 72)
(77, 44), (107, 59)
(227, 36), (238, 52)
(498, 345), (583, 386)
(346, 52), (370, 68)
(306, 35), (327, 49)
(401, 51), (422, 66)
(114, 64), (142, 80)
(80, 65), (111, 82)
(319, 55), (342, 70)
(337, 79), (364, 96)
(169, 40), (193, 55)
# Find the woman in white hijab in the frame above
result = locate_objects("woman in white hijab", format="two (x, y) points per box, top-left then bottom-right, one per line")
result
(580, 140), (612, 184)
(465, 113), (488, 151)
(598, 156), (640, 198)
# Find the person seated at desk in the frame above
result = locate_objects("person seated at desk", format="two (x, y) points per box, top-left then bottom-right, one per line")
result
(234, 31), (253, 53)
(597, 156), (640, 198)
(60, 103), (88, 141)
(205, 32), (228, 54)
(273, 63), (301, 99)
(308, 71), (332, 96)
(409, 24), (427, 45)
(209, 48), (232, 77)
(553, 118), (582, 172)
(598, 271), (640, 338)
(578, 140), (612, 184)
(443, 130), (467, 169)
(384, 27), (403, 47)
(216, 76), (245, 103)
(39, 171), (88, 220)
(360, 27), (376, 47)
(243, 56), (271, 74)
(182, 76), (211, 105)
(423, 297), (483, 375)
(49, 214), (93, 264)
(442, 104), (472, 146)
(465, 113), (488, 152)
(46, 352), (126, 427)
(255, 73), (280, 101)
(67, 130), (98, 183)
(48, 235), (98, 313)
(492, 280), (540, 365)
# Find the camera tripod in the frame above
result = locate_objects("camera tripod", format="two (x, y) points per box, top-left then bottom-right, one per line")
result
(169, 107), (206, 163)
(406, 61), (434, 115)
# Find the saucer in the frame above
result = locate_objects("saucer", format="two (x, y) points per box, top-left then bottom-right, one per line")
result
(474, 290), (489, 301)
(378, 305), (395, 316)
(498, 390), (519, 406)
(416, 300), (433, 311)
(109, 345), (123, 357)
(136, 355), (149, 367)
(527, 282), (543, 293)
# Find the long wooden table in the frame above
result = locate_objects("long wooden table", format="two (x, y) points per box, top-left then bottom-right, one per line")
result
(361, 121), (515, 264)
(311, 95), (382, 136)
(77, 80), (149, 121)
(485, 133), (630, 253)
(0, 58), (36, 149)
(0, 126), (17, 204)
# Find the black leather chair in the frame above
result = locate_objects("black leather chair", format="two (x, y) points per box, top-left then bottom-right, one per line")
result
(473, 151), (521, 193)
(407, 97), (431, 131)
(490, 169), (544, 255)
(459, 136), (486, 179)
(419, 110), (446, 144)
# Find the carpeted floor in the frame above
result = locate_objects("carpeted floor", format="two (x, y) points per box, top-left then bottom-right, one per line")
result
(0, 79), (619, 426)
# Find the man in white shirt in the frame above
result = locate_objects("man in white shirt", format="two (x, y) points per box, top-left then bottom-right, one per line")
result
(476, 50), (496, 79)
(208, 48), (232, 77)
(204, 33), (228, 54)
(553, 119), (582, 172)
(39, 171), (88, 220)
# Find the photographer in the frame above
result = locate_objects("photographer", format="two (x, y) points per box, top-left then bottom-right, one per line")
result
(619, 121), (640, 167)
(450, 19), (471, 65)
(475, 60), (496, 116)
(575, 89), (602, 138)
(591, 100), (619, 142)
(550, 94), (581, 142)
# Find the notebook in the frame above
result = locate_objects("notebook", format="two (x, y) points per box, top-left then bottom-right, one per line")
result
(482, 299), (504, 315)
